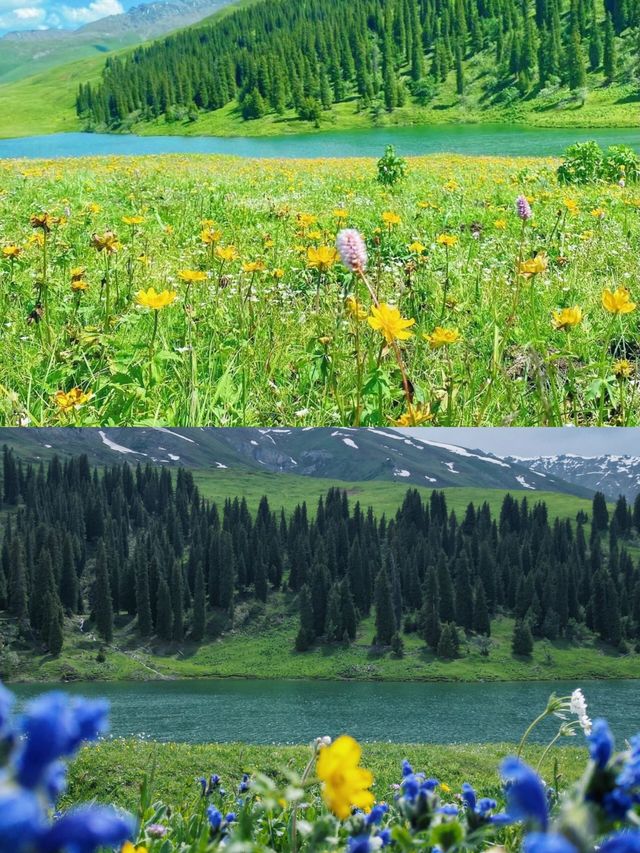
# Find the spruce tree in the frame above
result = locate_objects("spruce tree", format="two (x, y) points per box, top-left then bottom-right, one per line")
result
(135, 554), (152, 636)
(48, 605), (64, 656)
(60, 535), (79, 614)
(156, 577), (173, 641)
(602, 15), (616, 83)
(472, 580), (491, 636)
(171, 562), (184, 642)
(436, 623), (457, 658)
(94, 542), (113, 644)
(374, 568), (395, 645)
(296, 584), (315, 651)
(192, 562), (206, 641)
(512, 620), (534, 656)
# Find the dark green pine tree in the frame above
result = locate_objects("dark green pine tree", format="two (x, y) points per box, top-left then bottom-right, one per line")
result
(567, 26), (587, 91)
(437, 556), (456, 623)
(218, 531), (235, 615)
(588, 10), (602, 70)
(295, 584), (315, 651)
(455, 554), (474, 630)
(436, 622), (458, 659)
(47, 604), (64, 656)
(512, 619), (534, 656)
(31, 550), (59, 639)
(325, 584), (344, 642)
(9, 538), (28, 620)
(156, 576), (173, 641)
(472, 580), (491, 636)
(171, 562), (184, 642)
(374, 568), (396, 645)
(192, 561), (206, 641)
(59, 534), (79, 614)
(341, 580), (357, 641)
(3, 446), (19, 505)
(592, 492), (609, 532)
(602, 14), (616, 83)
(254, 559), (268, 603)
(455, 42), (465, 94)
(135, 554), (152, 636)
(94, 542), (114, 644)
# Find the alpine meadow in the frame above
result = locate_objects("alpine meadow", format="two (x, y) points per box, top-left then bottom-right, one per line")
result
(1, 0), (640, 847)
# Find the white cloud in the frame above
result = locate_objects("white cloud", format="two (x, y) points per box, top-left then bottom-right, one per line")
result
(14, 6), (43, 18)
(59, 0), (124, 24)
(0, 0), (44, 10)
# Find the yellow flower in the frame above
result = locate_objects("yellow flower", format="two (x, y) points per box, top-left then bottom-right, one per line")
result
(394, 405), (433, 426)
(602, 287), (636, 315)
(70, 266), (86, 281)
(242, 260), (265, 273)
(440, 783), (452, 794)
(368, 303), (415, 343)
(552, 306), (583, 331)
(614, 359), (633, 379)
(54, 388), (93, 412)
(424, 327), (461, 348)
(178, 269), (207, 283)
(122, 215), (145, 226)
(122, 844), (147, 853)
(345, 295), (368, 321)
(136, 287), (178, 310)
(564, 198), (579, 214)
(436, 233), (458, 247)
(333, 208), (348, 220)
(307, 245), (338, 272)
(85, 202), (102, 214)
(591, 208), (606, 219)
(30, 212), (57, 233)
(408, 241), (426, 254)
(297, 212), (317, 228)
(271, 268), (285, 279)
(2, 245), (22, 259)
(91, 231), (120, 253)
(519, 253), (548, 277)
(201, 227), (222, 245)
(316, 735), (374, 820)
(216, 245), (238, 262)
(382, 211), (401, 227)
(443, 179), (460, 192)
(493, 219), (507, 230)
(71, 280), (89, 292)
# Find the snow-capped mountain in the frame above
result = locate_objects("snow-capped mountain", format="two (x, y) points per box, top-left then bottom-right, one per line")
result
(504, 454), (640, 501)
(1, 427), (592, 498)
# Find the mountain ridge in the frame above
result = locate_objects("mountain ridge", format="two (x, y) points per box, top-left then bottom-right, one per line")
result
(505, 454), (640, 501)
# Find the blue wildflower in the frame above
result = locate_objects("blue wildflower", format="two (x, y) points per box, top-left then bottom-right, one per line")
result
(501, 757), (548, 829)
(43, 760), (68, 805)
(0, 681), (14, 740)
(378, 828), (392, 846)
(401, 760), (413, 777)
(438, 804), (459, 816)
(210, 774), (221, 788)
(366, 803), (389, 826)
(225, 812), (237, 823)
(523, 832), (579, 853)
(199, 777), (207, 796)
(603, 788), (634, 821)
(37, 805), (134, 853)
(600, 831), (640, 853)
(239, 773), (250, 793)
(207, 806), (223, 831)
(0, 788), (43, 853)
(348, 836), (374, 853)
(588, 719), (615, 769)
(617, 735), (640, 791)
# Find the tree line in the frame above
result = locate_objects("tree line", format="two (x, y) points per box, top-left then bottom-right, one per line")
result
(76, 0), (639, 130)
(1, 446), (640, 664)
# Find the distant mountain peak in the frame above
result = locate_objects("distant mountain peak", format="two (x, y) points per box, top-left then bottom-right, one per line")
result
(504, 453), (640, 500)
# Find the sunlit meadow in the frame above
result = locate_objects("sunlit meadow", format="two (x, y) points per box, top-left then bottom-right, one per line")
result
(0, 152), (638, 427)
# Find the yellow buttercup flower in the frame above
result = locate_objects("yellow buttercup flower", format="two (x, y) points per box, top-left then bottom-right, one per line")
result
(440, 783), (452, 794)
(70, 266), (86, 281)
(54, 388), (93, 412)
(333, 208), (348, 220)
(71, 280), (89, 292)
(382, 211), (402, 227)
(91, 231), (120, 253)
(408, 241), (426, 254)
(436, 233), (458, 247)
(345, 295), (368, 321)
(564, 198), (579, 214)
(178, 269), (207, 283)
(494, 219), (507, 230)
(519, 253), (548, 277)
(201, 227), (222, 245)
(614, 359), (633, 379)
(394, 405), (433, 426)
(602, 287), (636, 315)
(122, 215), (145, 226)
(424, 327), (461, 348)
(307, 245), (338, 272)
(591, 208), (606, 219)
(216, 245), (238, 262)
(271, 268), (285, 279)
(552, 306), (583, 331)
(2, 245), (22, 259)
(368, 303), (415, 343)
(297, 212), (317, 228)
(242, 260), (265, 273)
(136, 287), (178, 310)
(316, 735), (374, 820)
(30, 212), (57, 233)
(122, 844), (148, 853)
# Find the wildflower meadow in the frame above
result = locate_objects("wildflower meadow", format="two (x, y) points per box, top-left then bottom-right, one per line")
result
(0, 150), (639, 427)
(3, 680), (640, 853)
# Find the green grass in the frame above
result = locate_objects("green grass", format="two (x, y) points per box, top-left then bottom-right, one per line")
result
(8, 606), (639, 685)
(65, 738), (588, 812)
(1, 153), (639, 428)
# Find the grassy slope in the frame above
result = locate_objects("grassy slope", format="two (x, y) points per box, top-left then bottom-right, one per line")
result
(66, 739), (587, 811)
(0, 4), (635, 139)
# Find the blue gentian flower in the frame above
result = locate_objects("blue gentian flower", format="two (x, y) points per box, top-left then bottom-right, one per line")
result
(210, 774), (221, 788)
(600, 831), (640, 853)
(199, 777), (207, 796)
(501, 757), (548, 829)
(401, 760), (413, 777)
(378, 828), (392, 846)
(0, 788), (43, 853)
(588, 719), (615, 769)
(207, 806), (223, 830)
(15, 693), (109, 790)
(0, 681), (15, 739)
(43, 760), (68, 804)
(225, 812), (237, 823)
(438, 804), (459, 816)
(603, 788), (634, 821)
(523, 832), (579, 853)
(461, 783), (477, 811)
(37, 805), (134, 853)
(239, 773), (250, 793)
(366, 803), (388, 826)
(617, 735), (640, 791)
(348, 836), (374, 853)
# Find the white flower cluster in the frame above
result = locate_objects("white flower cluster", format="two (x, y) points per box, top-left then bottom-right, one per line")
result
(569, 688), (592, 735)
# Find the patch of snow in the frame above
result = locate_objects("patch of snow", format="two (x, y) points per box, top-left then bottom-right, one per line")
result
(425, 476), (437, 483)
(515, 475), (536, 490)
(214, 462), (228, 469)
(394, 469), (411, 477)
(44, 444), (52, 448)
(443, 462), (459, 474)
(342, 438), (359, 450)
(412, 438), (510, 467)
(250, 440), (259, 446)
(153, 427), (196, 444)
(167, 454), (180, 461)
(99, 431), (146, 457)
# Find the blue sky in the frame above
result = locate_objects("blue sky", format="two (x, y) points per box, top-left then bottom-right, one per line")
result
(0, 0), (151, 34)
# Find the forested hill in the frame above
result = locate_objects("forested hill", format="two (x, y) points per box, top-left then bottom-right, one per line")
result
(76, 0), (640, 130)
(1, 447), (639, 678)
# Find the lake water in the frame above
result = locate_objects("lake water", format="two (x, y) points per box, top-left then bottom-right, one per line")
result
(10, 678), (640, 745)
(0, 125), (639, 160)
